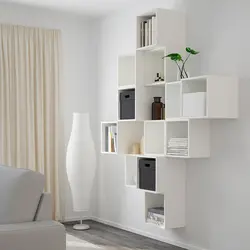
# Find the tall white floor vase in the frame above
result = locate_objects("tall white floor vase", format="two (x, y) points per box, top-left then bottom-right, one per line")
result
(66, 113), (96, 230)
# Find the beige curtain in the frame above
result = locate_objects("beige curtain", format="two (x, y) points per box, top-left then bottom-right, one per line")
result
(0, 24), (61, 220)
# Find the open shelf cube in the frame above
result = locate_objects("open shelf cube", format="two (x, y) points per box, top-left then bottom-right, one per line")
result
(181, 76), (238, 118)
(101, 122), (118, 154)
(136, 9), (185, 52)
(135, 50), (165, 121)
(144, 121), (165, 156)
(166, 120), (188, 157)
(137, 49), (166, 86)
(166, 119), (210, 158)
(144, 158), (186, 229)
(118, 55), (135, 89)
(117, 121), (144, 154)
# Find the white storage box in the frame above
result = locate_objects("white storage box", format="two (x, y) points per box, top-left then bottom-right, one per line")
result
(182, 92), (206, 117)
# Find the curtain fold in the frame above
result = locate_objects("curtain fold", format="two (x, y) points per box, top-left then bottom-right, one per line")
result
(0, 24), (61, 220)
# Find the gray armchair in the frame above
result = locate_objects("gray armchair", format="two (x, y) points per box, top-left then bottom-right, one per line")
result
(0, 165), (66, 250)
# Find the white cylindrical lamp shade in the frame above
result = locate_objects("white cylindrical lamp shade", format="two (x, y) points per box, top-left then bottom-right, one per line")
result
(66, 113), (96, 212)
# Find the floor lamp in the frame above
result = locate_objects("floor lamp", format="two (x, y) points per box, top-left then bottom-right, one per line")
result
(66, 113), (96, 230)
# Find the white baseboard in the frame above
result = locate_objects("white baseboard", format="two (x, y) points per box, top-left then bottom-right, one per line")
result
(64, 215), (206, 250)
(62, 216), (92, 223)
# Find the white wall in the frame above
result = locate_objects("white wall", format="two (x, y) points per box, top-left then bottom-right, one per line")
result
(97, 1), (250, 250)
(0, 3), (99, 220)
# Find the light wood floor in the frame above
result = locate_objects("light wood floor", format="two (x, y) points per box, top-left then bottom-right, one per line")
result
(65, 220), (186, 250)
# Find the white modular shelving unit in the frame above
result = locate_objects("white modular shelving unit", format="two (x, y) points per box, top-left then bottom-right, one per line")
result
(101, 8), (239, 230)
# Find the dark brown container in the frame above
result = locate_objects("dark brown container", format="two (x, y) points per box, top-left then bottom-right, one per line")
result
(152, 97), (164, 120)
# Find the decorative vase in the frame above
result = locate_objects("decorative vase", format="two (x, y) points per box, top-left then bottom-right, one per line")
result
(131, 143), (140, 155)
(177, 68), (190, 80)
(66, 113), (96, 230)
(152, 97), (164, 120)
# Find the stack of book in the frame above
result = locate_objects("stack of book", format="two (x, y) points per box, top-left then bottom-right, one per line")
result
(147, 207), (164, 227)
(167, 137), (188, 156)
(105, 125), (117, 153)
(140, 16), (156, 47)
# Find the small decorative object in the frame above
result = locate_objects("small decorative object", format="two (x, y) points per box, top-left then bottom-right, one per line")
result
(154, 73), (164, 82)
(152, 97), (164, 120)
(131, 143), (140, 155)
(140, 136), (144, 154)
(162, 47), (199, 79)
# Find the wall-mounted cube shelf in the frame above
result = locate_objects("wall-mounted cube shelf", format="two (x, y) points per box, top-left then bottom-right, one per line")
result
(165, 75), (238, 119)
(117, 121), (143, 154)
(101, 122), (118, 154)
(166, 118), (210, 158)
(136, 9), (186, 52)
(101, 8), (238, 230)
(144, 157), (186, 229)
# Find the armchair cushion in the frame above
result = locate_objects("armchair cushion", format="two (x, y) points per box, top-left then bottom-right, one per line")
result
(0, 165), (45, 224)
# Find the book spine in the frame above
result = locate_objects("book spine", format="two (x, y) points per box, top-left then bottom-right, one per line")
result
(140, 21), (144, 47)
(145, 21), (148, 46)
(148, 18), (152, 45)
(152, 16), (156, 45)
(105, 126), (109, 152)
(108, 126), (111, 152)
(110, 125), (117, 153)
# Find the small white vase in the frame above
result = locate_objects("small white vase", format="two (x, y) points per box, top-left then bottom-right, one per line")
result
(66, 113), (96, 212)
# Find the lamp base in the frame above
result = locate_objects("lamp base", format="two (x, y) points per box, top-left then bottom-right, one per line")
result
(73, 224), (90, 231)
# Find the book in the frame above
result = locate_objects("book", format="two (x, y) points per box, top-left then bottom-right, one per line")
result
(152, 16), (156, 45)
(148, 18), (152, 45)
(108, 126), (112, 152)
(140, 21), (144, 47)
(110, 125), (117, 152)
(145, 21), (148, 46)
(105, 126), (109, 152)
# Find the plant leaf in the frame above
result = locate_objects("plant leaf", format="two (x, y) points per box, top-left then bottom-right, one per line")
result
(165, 53), (183, 61)
(186, 47), (199, 55)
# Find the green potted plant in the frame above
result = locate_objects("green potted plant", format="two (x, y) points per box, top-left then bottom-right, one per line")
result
(163, 47), (199, 79)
